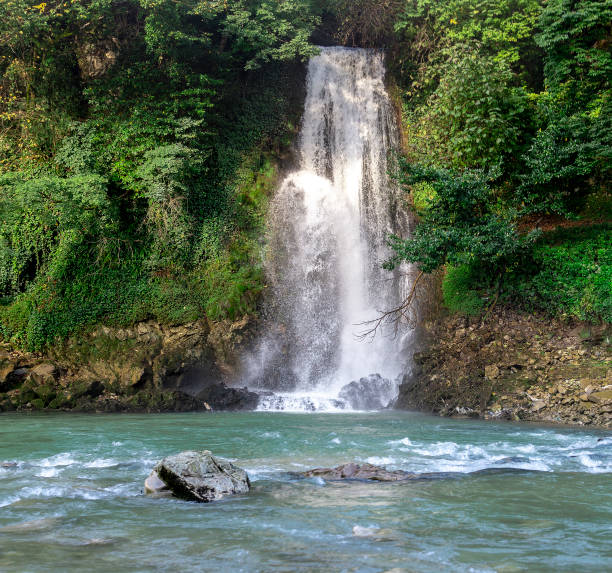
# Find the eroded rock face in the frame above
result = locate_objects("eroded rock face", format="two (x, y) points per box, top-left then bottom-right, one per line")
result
(302, 463), (414, 482)
(153, 451), (250, 502)
(395, 309), (612, 428)
(338, 374), (395, 410)
(0, 317), (260, 413)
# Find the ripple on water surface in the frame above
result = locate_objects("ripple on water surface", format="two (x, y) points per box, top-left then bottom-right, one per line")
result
(0, 411), (610, 573)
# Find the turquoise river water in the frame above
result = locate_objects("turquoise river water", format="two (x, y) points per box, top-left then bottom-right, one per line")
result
(0, 412), (611, 572)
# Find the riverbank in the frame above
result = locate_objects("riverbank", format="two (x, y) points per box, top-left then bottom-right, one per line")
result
(0, 318), (257, 413)
(395, 307), (612, 428)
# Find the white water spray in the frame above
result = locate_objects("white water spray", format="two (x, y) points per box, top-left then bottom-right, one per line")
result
(248, 47), (414, 411)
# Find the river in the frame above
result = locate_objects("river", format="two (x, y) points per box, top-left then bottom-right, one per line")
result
(1, 412), (610, 572)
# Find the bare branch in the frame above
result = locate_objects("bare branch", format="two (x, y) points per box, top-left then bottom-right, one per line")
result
(357, 270), (424, 341)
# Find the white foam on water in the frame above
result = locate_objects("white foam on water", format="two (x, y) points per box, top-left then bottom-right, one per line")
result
(0, 495), (20, 508)
(363, 456), (397, 466)
(412, 442), (460, 457)
(35, 467), (60, 478)
(576, 453), (609, 472)
(84, 458), (118, 469)
(256, 393), (348, 413)
(259, 431), (282, 439)
(515, 444), (537, 454)
(37, 452), (77, 468)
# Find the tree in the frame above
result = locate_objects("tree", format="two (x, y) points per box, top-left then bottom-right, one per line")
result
(518, 0), (612, 214)
(405, 44), (528, 171)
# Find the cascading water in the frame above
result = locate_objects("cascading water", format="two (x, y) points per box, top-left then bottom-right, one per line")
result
(247, 47), (415, 411)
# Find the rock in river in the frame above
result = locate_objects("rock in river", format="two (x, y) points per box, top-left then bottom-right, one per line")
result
(303, 463), (415, 482)
(148, 450), (250, 502)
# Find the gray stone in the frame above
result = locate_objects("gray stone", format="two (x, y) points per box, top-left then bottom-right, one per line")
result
(154, 450), (250, 502)
(532, 400), (546, 412)
(302, 463), (415, 482)
(338, 374), (395, 410)
(144, 470), (169, 495)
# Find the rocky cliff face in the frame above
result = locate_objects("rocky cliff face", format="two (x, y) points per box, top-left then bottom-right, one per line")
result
(395, 309), (612, 428)
(0, 318), (258, 413)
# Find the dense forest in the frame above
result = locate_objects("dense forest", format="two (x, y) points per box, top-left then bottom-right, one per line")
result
(0, 0), (610, 352)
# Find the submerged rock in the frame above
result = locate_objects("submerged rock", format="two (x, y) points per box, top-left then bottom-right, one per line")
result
(302, 463), (544, 483)
(338, 374), (395, 410)
(152, 450), (250, 502)
(302, 463), (415, 482)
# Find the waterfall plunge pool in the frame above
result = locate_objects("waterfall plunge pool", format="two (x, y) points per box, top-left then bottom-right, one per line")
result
(1, 411), (610, 572)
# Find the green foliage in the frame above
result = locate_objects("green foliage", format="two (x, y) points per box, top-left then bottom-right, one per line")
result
(0, 0), (311, 350)
(516, 0), (612, 214)
(0, 172), (115, 295)
(410, 181), (438, 214)
(518, 95), (612, 214)
(1, 0), (611, 350)
(391, 0), (610, 322)
(392, 0), (544, 95)
(396, 0), (542, 64)
(223, 0), (320, 70)
(405, 44), (528, 169)
(536, 0), (611, 108)
(442, 265), (485, 316)
(387, 162), (537, 274)
(193, 239), (265, 321)
(505, 225), (612, 322)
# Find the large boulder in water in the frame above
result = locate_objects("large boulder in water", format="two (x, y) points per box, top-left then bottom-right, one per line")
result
(338, 374), (395, 410)
(149, 450), (250, 502)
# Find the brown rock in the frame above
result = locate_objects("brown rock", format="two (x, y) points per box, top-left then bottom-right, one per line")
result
(303, 463), (414, 482)
(29, 363), (57, 385)
(0, 361), (16, 385)
(589, 390), (612, 404)
(485, 365), (500, 380)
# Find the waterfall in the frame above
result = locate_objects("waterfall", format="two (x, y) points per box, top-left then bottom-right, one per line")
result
(247, 47), (415, 411)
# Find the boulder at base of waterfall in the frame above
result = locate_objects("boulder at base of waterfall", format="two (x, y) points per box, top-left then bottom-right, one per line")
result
(302, 463), (415, 482)
(338, 374), (395, 410)
(151, 450), (250, 502)
(194, 381), (259, 411)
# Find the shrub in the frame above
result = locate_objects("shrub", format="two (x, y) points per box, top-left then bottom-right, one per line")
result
(505, 225), (612, 322)
(442, 265), (485, 316)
